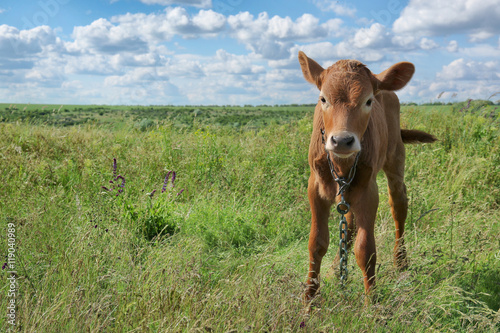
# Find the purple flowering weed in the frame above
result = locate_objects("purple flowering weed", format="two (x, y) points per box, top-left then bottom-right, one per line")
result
(102, 158), (126, 196)
(113, 158), (117, 178)
(116, 175), (125, 187)
(162, 171), (172, 193)
(459, 99), (472, 113)
(152, 171), (185, 198)
(171, 171), (176, 187)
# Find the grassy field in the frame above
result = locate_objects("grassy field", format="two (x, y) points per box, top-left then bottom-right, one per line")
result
(0, 103), (314, 130)
(0, 102), (499, 332)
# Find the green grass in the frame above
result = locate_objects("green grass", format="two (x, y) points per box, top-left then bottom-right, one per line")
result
(0, 103), (314, 130)
(0, 103), (499, 332)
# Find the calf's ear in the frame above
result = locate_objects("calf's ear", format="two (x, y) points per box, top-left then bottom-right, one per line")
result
(298, 51), (324, 90)
(374, 62), (415, 91)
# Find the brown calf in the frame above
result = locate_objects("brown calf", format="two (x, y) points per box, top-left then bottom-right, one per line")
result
(298, 51), (436, 301)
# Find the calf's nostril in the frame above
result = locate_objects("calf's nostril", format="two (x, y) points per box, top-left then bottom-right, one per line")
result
(345, 136), (354, 146)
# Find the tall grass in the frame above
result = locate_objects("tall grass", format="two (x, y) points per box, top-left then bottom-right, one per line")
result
(0, 104), (499, 332)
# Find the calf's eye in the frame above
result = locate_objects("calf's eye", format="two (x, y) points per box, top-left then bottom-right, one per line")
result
(320, 96), (326, 103)
(366, 98), (372, 107)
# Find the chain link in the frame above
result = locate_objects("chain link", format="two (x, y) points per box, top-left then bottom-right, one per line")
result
(337, 196), (349, 286)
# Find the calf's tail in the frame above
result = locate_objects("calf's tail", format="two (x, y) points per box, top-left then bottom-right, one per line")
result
(401, 129), (437, 144)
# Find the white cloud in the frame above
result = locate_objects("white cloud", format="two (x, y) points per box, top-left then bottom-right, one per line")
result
(298, 40), (385, 63)
(353, 23), (390, 48)
(393, 0), (500, 40)
(167, 60), (204, 79)
(23, 51), (68, 88)
(107, 81), (182, 105)
(227, 11), (343, 59)
(313, 0), (356, 17)
(0, 24), (69, 89)
(419, 37), (439, 50)
(110, 7), (226, 41)
(66, 7), (227, 57)
(231, 12), (343, 41)
(447, 40), (459, 52)
(297, 22), (437, 65)
(335, 41), (385, 62)
(206, 49), (265, 75)
(424, 79), (500, 101)
(461, 43), (500, 59)
(115, 52), (164, 67)
(139, 0), (211, 8)
(104, 67), (168, 87)
(0, 25), (57, 58)
(61, 80), (84, 90)
(192, 9), (226, 32)
(293, 42), (335, 63)
(437, 58), (499, 80)
(468, 31), (494, 42)
(70, 18), (149, 54)
(65, 53), (122, 75)
(391, 35), (417, 49)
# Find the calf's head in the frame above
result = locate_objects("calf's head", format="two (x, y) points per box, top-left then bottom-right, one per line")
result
(298, 51), (415, 158)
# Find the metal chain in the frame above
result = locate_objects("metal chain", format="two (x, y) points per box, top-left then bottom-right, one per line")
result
(327, 151), (360, 196)
(321, 128), (359, 286)
(337, 195), (350, 286)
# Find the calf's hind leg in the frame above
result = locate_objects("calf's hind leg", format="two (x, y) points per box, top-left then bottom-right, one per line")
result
(384, 151), (409, 270)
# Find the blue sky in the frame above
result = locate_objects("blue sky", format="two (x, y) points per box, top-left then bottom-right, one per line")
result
(1, 0), (499, 105)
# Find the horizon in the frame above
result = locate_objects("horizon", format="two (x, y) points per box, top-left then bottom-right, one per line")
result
(3, 99), (496, 108)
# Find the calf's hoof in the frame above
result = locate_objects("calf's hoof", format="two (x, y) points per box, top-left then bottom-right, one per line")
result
(394, 245), (408, 271)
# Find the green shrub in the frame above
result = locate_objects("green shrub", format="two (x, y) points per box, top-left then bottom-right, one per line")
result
(135, 118), (155, 131)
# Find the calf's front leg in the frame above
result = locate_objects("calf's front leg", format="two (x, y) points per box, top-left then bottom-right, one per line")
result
(352, 180), (379, 296)
(304, 179), (332, 302)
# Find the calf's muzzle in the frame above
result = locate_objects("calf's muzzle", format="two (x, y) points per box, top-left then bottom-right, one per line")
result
(325, 131), (360, 157)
